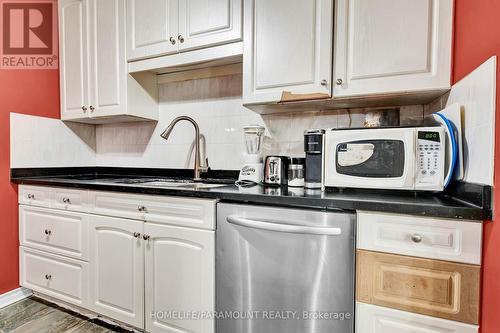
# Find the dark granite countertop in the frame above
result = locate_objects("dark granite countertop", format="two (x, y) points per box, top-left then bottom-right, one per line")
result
(11, 167), (492, 221)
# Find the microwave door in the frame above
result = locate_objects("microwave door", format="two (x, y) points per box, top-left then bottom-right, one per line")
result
(336, 140), (405, 178)
(337, 143), (374, 167)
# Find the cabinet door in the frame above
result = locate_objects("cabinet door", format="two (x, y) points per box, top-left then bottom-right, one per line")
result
(87, 0), (127, 118)
(58, 0), (90, 120)
(243, 0), (333, 104)
(145, 223), (215, 333)
(178, 0), (242, 51)
(126, 0), (179, 61)
(89, 216), (144, 328)
(333, 0), (453, 97)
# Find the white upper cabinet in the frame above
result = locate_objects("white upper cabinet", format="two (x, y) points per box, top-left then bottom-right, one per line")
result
(178, 0), (242, 51)
(88, 0), (126, 119)
(243, 0), (333, 104)
(126, 0), (179, 61)
(126, 0), (242, 62)
(58, 0), (89, 119)
(145, 223), (215, 333)
(59, 0), (158, 123)
(89, 215), (144, 328)
(333, 0), (453, 97)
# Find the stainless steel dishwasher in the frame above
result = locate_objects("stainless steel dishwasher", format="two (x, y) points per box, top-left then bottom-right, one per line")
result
(216, 203), (355, 333)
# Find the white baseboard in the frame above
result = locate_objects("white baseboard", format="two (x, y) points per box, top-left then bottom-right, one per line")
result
(0, 287), (32, 309)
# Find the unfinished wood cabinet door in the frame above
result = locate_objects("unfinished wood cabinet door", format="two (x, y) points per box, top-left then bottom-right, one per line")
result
(356, 250), (480, 324)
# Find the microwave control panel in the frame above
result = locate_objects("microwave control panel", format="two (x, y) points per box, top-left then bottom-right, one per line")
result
(415, 128), (445, 190)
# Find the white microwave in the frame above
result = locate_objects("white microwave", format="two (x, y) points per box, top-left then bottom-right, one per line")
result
(324, 126), (456, 191)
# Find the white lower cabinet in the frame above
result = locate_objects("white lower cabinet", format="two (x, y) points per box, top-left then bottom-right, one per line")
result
(88, 215), (144, 328)
(145, 223), (215, 333)
(357, 211), (483, 265)
(19, 186), (216, 333)
(356, 302), (479, 333)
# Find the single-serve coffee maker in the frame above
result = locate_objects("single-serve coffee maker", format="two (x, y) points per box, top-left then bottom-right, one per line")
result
(304, 129), (325, 189)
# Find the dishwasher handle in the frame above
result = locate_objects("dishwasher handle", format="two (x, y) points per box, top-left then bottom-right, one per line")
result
(226, 215), (342, 236)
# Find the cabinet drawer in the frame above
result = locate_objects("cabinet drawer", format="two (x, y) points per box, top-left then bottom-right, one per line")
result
(19, 185), (52, 207)
(141, 195), (216, 230)
(356, 302), (479, 333)
(90, 191), (216, 229)
(357, 211), (482, 265)
(52, 188), (89, 212)
(20, 247), (89, 307)
(356, 250), (480, 324)
(19, 206), (89, 260)
(90, 191), (146, 221)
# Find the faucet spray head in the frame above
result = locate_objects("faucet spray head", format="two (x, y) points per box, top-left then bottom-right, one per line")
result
(160, 125), (174, 140)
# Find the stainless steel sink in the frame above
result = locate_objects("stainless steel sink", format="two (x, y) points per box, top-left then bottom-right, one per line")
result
(180, 183), (227, 189)
(141, 181), (192, 187)
(134, 179), (227, 189)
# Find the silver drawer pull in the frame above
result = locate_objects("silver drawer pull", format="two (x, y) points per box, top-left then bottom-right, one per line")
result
(226, 216), (342, 236)
(411, 234), (423, 243)
(45, 274), (52, 280)
(138, 205), (146, 212)
(62, 197), (71, 204)
(44, 229), (52, 236)
(27, 193), (35, 200)
(133, 232), (141, 238)
(142, 234), (150, 241)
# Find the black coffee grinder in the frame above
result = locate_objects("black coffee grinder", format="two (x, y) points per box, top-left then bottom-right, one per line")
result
(304, 129), (325, 189)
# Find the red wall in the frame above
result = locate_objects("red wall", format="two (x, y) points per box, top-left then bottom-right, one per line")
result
(0, 67), (60, 295)
(453, 0), (500, 332)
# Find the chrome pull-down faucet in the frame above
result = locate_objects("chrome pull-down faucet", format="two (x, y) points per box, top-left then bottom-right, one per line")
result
(160, 116), (208, 181)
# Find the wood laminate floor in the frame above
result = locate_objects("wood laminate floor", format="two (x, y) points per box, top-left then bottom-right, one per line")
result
(0, 297), (129, 333)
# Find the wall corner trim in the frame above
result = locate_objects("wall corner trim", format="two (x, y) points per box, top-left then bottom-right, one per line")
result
(0, 287), (32, 309)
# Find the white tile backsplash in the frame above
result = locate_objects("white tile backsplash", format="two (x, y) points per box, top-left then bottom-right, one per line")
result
(10, 113), (96, 168)
(11, 74), (459, 173)
(93, 75), (428, 170)
(95, 74), (259, 170)
(441, 56), (496, 186)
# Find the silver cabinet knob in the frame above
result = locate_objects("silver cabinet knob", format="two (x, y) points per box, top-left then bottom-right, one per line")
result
(45, 274), (52, 280)
(89, 105), (95, 112)
(178, 35), (184, 43)
(411, 234), (423, 243)
(82, 106), (87, 112)
(133, 232), (141, 238)
(320, 79), (328, 86)
(62, 197), (71, 204)
(335, 78), (343, 86)
(138, 205), (146, 212)
(169, 37), (176, 45)
(27, 193), (35, 199)
(142, 234), (150, 241)
(44, 229), (52, 235)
